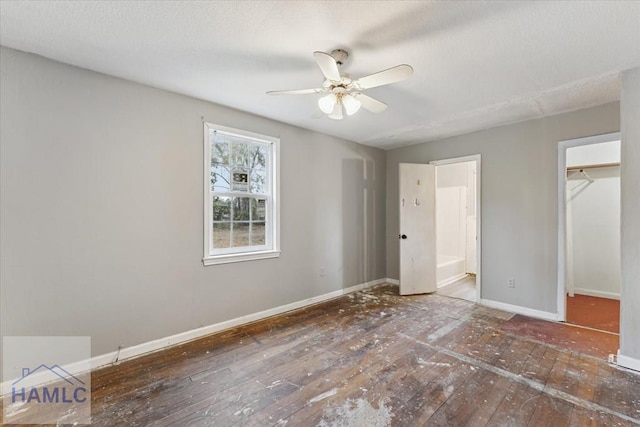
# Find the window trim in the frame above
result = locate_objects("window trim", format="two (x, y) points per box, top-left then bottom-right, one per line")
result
(203, 122), (280, 266)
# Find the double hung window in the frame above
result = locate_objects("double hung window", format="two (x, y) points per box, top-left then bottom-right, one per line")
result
(203, 123), (280, 265)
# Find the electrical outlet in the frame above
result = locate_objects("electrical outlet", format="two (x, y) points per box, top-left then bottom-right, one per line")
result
(507, 278), (515, 288)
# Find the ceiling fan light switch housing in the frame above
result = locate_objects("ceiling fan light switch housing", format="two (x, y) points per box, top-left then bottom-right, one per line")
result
(330, 49), (349, 66)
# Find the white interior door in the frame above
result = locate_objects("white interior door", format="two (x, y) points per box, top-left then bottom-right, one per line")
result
(399, 163), (437, 295)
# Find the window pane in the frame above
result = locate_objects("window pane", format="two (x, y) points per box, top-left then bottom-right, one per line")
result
(250, 169), (266, 194)
(230, 169), (249, 192)
(233, 197), (251, 221)
(212, 222), (231, 249)
(251, 222), (266, 245)
(211, 141), (229, 166)
(231, 142), (268, 169)
(248, 144), (267, 170)
(232, 223), (250, 247)
(211, 165), (230, 192)
(252, 198), (266, 221)
(212, 196), (231, 221)
(231, 142), (250, 168)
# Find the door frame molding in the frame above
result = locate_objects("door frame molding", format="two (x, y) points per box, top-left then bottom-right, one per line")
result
(430, 154), (482, 302)
(556, 132), (620, 321)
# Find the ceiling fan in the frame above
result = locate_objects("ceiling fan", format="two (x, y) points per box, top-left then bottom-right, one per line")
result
(267, 49), (413, 120)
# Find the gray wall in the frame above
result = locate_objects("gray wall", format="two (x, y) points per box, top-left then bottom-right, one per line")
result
(386, 103), (620, 313)
(620, 67), (640, 361)
(0, 47), (387, 359)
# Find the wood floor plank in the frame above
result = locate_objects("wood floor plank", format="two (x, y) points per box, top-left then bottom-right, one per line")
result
(485, 382), (542, 426)
(427, 366), (498, 425)
(464, 374), (514, 427)
(526, 393), (575, 426)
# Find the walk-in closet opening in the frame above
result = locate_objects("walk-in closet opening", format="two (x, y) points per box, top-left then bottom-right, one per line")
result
(561, 135), (621, 337)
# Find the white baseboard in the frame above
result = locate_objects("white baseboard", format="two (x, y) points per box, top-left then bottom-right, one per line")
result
(86, 278), (389, 368)
(1, 278), (390, 395)
(573, 288), (620, 300)
(616, 351), (640, 373)
(386, 278), (399, 286)
(480, 298), (560, 322)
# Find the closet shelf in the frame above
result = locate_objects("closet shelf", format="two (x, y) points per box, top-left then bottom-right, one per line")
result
(566, 162), (620, 171)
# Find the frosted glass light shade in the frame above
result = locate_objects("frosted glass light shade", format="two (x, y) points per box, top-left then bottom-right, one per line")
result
(318, 94), (336, 114)
(342, 94), (361, 116)
(328, 102), (343, 120)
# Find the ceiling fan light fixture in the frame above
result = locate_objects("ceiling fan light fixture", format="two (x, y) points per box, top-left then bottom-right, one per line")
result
(328, 102), (343, 120)
(268, 49), (412, 119)
(318, 94), (336, 114)
(342, 94), (361, 116)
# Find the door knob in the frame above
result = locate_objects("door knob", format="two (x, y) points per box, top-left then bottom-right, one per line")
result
(399, 234), (407, 239)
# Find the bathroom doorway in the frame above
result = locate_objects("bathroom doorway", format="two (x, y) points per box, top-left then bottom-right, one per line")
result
(432, 156), (480, 302)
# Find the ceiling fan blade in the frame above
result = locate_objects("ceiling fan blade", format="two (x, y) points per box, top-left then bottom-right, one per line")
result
(313, 51), (341, 82)
(267, 88), (324, 95)
(355, 93), (388, 113)
(356, 64), (413, 89)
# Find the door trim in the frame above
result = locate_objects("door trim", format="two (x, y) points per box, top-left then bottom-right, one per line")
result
(556, 132), (620, 321)
(430, 154), (482, 302)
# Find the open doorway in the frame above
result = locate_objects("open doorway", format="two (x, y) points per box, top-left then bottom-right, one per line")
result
(558, 133), (620, 336)
(432, 156), (480, 302)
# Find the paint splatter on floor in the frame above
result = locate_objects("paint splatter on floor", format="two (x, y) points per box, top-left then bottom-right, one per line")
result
(318, 398), (393, 427)
(309, 387), (338, 403)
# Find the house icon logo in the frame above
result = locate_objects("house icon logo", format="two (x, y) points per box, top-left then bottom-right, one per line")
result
(2, 335), (92, 424)
(11, 364), (88, 404)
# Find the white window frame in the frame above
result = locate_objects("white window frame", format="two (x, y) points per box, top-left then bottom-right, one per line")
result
(203, 122), (280, 266)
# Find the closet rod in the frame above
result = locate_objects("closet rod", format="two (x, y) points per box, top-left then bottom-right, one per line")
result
(566, 162), (620, 171)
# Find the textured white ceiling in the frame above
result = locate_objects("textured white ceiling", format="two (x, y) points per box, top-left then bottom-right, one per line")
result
(1, 1), (639, 149)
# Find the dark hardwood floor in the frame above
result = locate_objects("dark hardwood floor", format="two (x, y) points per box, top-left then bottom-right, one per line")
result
(3, 284), (639, 426)
(501, 314), (619, 360)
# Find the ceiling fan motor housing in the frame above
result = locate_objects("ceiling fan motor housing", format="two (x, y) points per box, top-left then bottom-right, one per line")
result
(330, 49), (349, 66)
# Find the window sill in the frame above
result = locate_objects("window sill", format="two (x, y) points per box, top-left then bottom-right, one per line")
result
(202, 250), (281, 266)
